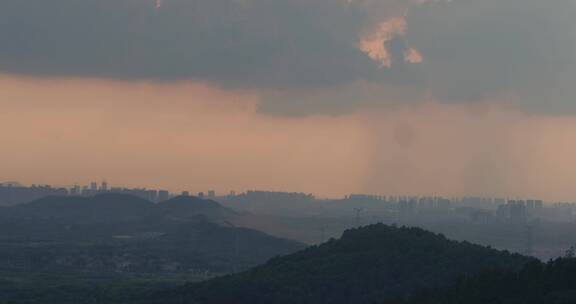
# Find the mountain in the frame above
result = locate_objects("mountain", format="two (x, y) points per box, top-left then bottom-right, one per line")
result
(159, 196), (236, 221)
(0, 194), (304, 275)
(6, 194), (157, 222)
(0, 194), (237, 223)
(140, 224), (532, 304)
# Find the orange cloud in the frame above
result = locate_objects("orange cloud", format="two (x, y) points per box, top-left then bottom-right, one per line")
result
(404, 48), (423, 64)
(359, 17), (407, 68)
(359, 17), (423, 67)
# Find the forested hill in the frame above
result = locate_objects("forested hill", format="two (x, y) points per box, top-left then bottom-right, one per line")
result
(405, 257), (576, 304)
(140, 224), (532, 304)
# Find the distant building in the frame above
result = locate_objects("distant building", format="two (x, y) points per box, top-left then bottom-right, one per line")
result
(470, 210), (493, 224)
(494, 198), (506, 206)
(398, 199), (416, 218)
(535, 200), (544, 217)
(0, 181), (21, 187)
(70, 185), (81, 196)
(81, 186), (90, 196)
(145, 190), (158, 202)
(436, 198), (451, 211)
(526, 200), (536, 218)
(496, 204), (509, 220)
(346, 194), (385, 203)
(208, 190), (216, 199)
(0, 183), (68, 206)
(157, 190), (170, 202)
(509, 200), (527, 224)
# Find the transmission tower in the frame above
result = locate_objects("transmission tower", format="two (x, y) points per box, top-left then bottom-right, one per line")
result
(524, 224), (534, 256)
(319, 226), (326, 244)
(354, 208), (364, 227)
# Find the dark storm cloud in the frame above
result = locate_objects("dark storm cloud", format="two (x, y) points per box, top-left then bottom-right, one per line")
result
(0, 0), (575, 115)
(405, 0), (576, 113)
(0, 0), (381, 88)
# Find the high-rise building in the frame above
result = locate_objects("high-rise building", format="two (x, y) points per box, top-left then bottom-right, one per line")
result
(82, 186), (90, 196)
(71, 184), (81, 196)
(535, 200), (544, 217)
(494, 198), (506, 206)
(496, 204), (509, 219)
(509, 200), (527, 223)
(526, 200), (536, 218)
(100, 181), (108, 192)
(146, 190), (158, 202)
(208, 190), (216, 198)
(437, 198), (451, 211)
(157, 190), (170, 202)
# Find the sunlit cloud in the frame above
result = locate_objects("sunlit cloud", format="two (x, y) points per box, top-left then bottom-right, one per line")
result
(359, 17), (407, 68)
(404, 48), (423, 64)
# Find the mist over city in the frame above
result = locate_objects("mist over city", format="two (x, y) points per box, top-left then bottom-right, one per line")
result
(1, 0), (576, 303)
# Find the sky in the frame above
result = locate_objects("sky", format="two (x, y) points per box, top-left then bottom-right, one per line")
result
(1, 0), (576, 200)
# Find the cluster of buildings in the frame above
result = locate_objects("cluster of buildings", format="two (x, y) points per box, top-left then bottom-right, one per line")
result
(217, 190), (316, 215)
(0, 181), (230, 207)
(495, 200), (544, 222)
(220, 191), (574, 225)
(343, 195), (550, 224)
(0, 181), (173, 206)
(68, 181), (172, 202)
(0, 182), (69, 206)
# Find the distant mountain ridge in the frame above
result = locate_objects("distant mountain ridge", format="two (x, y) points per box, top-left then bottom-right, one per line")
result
(5, 194), (157, 222)
(141, 224), (532, 304)
(0, 194), (236, 223)
(159, 195), (237, 221)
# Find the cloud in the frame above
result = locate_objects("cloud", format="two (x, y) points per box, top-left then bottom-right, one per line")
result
(359, 17), (409, 68)
(405, 0), (576, 113)
(0, 0), (574, 115)
(0, 0), (377, 88)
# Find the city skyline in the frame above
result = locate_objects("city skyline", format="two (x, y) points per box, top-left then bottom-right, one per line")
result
(0, 179), (564, 204)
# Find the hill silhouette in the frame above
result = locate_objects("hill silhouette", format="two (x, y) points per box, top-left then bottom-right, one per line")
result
(159, 196), (236, 221)
(6, 194), (157, 222)
(0, 194), (236, 223)
(142, 224), (532, 304)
